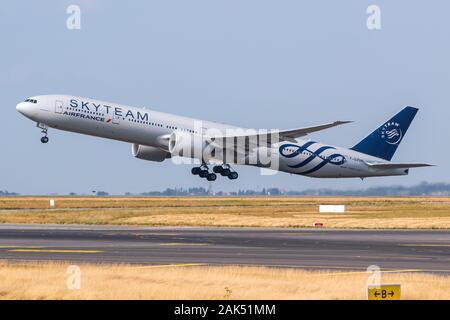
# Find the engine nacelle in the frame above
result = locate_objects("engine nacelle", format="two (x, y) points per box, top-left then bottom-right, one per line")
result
(132, 144), (170, 162)
(168, 132), (208, 160)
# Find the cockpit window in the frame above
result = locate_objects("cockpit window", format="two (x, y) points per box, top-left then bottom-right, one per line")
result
(25, 99), (37, 103)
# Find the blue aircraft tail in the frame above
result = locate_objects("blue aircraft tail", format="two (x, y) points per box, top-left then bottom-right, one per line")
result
(350, 106), (418, 161)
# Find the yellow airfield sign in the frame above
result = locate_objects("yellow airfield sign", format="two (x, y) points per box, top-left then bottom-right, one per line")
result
(367, 284), (401, 300)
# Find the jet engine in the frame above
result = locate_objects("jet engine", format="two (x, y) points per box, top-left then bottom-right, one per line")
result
(132, 144), (171, 162)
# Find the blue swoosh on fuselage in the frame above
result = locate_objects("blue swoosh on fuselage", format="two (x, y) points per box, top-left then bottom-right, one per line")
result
(279, 141), (316, 158)
(288, 145), (335, 168)
(279, 142), (346, 174)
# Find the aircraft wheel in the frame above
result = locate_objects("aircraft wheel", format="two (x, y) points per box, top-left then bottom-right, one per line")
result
(228, 172), (238, 180)
(191, 167), (201, 175)
(206, 173), (217, 181)
(41, 136), (49, 144)
(213, 166), (223, 174)
(221, 168), (231, 176)
(199, 170), (209, 178)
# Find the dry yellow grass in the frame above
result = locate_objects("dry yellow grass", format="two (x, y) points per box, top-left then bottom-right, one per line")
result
(0, 261), (449, 299)
(0, 196), (450, 228)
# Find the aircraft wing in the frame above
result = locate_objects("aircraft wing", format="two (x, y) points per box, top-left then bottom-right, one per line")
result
(275, 120), (353, 142)
(210, 120), (353, 143)
(366, 162), (434, 169)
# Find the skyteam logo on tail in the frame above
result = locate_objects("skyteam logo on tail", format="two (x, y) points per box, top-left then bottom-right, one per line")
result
(381, 121), (402, 145)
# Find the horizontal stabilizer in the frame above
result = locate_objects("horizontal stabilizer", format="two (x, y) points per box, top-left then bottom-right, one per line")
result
(366, 162), (434, 170)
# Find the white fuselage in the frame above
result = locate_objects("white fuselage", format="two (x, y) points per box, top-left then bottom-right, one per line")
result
(16, 95), (408, 179)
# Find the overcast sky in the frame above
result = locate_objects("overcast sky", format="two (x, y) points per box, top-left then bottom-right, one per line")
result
(1, 1), (448, 194)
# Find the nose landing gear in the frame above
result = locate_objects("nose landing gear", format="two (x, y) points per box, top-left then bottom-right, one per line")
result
(38, 123), (49, 144)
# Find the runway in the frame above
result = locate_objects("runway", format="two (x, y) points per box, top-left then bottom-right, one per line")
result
(1, 224), (450, 272)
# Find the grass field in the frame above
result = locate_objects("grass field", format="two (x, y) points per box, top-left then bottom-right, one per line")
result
(0, 196), (450, 228)
(0, 261), (449, 299)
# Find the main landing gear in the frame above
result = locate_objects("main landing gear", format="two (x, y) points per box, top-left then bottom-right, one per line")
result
(191, 164), (217, 181)
(213, 164), (239, 180)
(38, 123), (49, 144)
(191, 164), (238, 181)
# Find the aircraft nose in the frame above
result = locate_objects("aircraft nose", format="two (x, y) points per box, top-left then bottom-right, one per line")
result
(16, 102), (26, 114)
(16, 101), (35, 117)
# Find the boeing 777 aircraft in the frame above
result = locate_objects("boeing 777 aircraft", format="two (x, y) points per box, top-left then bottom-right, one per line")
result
(16, 95), (432, 181)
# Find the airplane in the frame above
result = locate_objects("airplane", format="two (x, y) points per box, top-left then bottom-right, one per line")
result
(16, 95), (432, 181)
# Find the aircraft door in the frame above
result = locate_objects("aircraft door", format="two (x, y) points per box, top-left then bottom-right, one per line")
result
(55, 100), (64, 114)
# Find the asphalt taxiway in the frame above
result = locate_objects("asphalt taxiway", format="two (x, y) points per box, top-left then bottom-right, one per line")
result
(1, 224), (450, 272)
